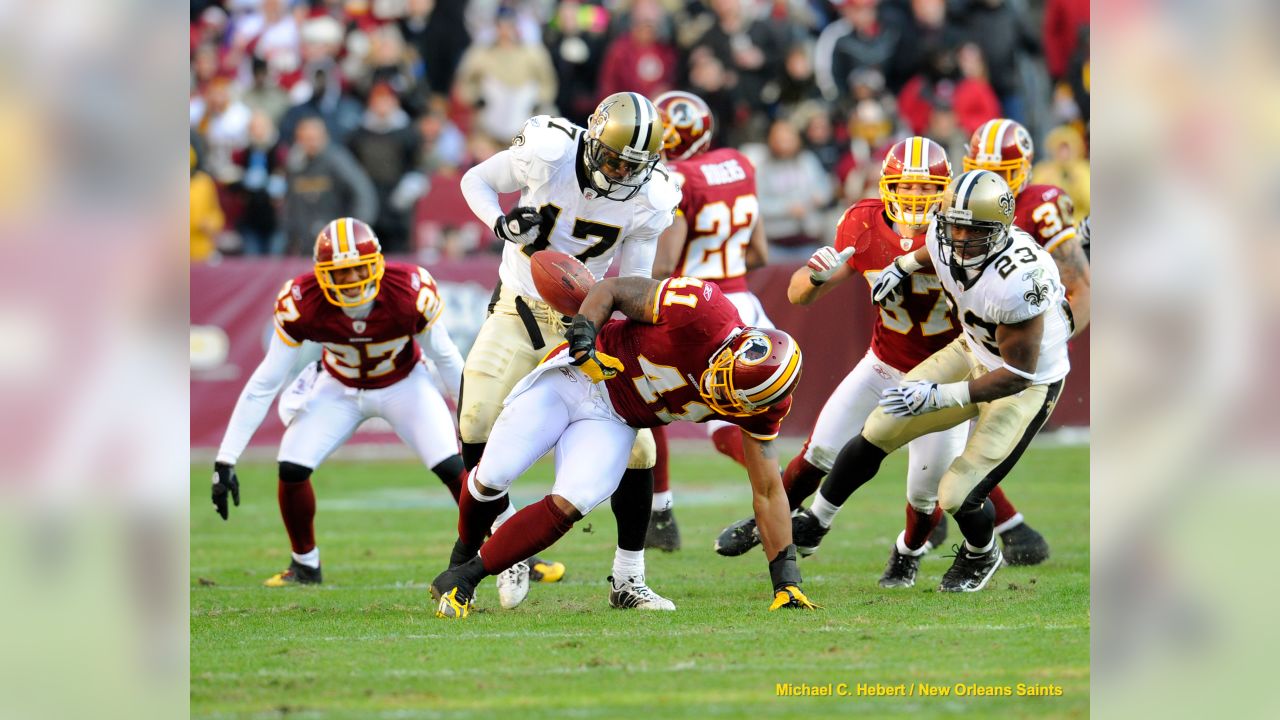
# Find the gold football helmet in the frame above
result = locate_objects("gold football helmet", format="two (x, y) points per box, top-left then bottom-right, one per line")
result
(584, 92), (664, 200)
(936, 170), (1016, 282)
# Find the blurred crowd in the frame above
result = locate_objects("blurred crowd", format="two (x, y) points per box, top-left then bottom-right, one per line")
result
(189, 0), (1089, 263)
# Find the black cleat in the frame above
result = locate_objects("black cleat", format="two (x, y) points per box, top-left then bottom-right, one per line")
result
(645, 508), (682, 552)
(263, 560), (322, 587)
(927, 514), (949, 550)
(1000, 522), (1050, 566)
(714, 516), (760, 557)
(878, 546), (922, 588)
(939, 544), (1003, 592)
(430, 557), (485, 619)
(792, 508), (830, 557)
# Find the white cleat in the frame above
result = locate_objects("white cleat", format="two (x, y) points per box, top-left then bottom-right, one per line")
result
(608, 575), (676, 611)
(497, 561), (531, 609)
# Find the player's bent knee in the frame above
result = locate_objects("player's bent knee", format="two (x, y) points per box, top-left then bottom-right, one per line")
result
(906, 489), (938, 513)
(458, 402), (502, 444)
(278, 461), (313, 484)
(549, 494), (584, 522)
(805, 444), (838, 473)
(861, 410), (907, 453)
(626, 429), (656, 470)
(937, 457), (982, 515)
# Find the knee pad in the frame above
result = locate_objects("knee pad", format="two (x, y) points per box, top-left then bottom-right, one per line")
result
(937, 456), (982, 515)
(805, 443), (838, 474)
(278, 461), (313, 484)
(626, 429), (656, 470)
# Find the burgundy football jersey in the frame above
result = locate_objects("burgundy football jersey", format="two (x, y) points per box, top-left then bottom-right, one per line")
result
(595, 277), (790, 439)
(835, 198), (959, 373)
(1015, 184), (1078, 252)
(668, 147), (759, 293)
(274, 262), (444, 389)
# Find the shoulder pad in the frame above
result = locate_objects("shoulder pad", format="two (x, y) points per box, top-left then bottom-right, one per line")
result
(641, 164), (683, 212)
(512, 115), (581, 165)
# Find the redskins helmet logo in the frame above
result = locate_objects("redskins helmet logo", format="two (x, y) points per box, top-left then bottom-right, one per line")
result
(669, 100), (696, 128)
(997, 191), (1015, 218)
(737, 334), (774, 366)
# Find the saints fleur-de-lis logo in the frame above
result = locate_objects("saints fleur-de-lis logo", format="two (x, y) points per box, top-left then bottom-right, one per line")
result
(1024, 280), (1049, 307)
(997, 191), (1015, 219)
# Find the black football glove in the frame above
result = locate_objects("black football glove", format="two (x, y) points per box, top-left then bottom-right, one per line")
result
(494, 207), (544, 245)
(565, 314), (623, 382)
(212, 462), (240, 521)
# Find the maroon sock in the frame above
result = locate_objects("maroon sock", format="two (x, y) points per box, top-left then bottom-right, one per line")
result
(480, 496), (575, 574)
(278, 479), (316, 554)
(903, 503), (944, 551)
(783, 445), (827, 511)
(710, 425), (747, 467)
(989, 486), (1018, 526)
(652, 425), (670, 494)
(457, 469), (510, 549)
(441, 466), (465, 505)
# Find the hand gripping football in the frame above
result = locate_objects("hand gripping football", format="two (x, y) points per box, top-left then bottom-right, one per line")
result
(530, 250), (596, 316)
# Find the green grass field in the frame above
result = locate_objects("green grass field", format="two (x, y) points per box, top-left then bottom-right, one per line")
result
(191, 443), (1088, 719)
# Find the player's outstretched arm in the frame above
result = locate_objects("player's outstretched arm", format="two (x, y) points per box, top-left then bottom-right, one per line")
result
(1050, 237), (1090, 335)
(576, 276), (664, 330)
(651, 212), (688, 279)
(788, 245), (854, 305)
(742, 434), (791, 559)
(459, 150), (523, 229)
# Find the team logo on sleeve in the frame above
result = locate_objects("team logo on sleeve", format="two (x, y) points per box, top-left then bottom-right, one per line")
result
(1024, 281), (1049, 307)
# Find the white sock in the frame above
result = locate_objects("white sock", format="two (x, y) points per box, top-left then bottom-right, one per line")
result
(292, 547), (320, 568)
(965, 538), (995, 554)
(652, 491), (673, 512)
(490, 502), (517, 533)
(994, 512), (1024, 536)
(895, 531), (928, 557)
(809, 491), (841, 528)
(613, 548), (645, 580)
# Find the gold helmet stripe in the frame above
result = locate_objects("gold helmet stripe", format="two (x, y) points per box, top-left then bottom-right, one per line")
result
(909, 136), (922, 169)
(746, 345), (802, 405)
(335, 218), (348, 254)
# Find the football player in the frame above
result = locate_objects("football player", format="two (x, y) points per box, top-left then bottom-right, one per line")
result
(643, 90), (774, 552)
(715, 137), (1050, 586)
(429, 275), (818, 618)
(456, 92), (681, 604)
(821, 170), (1073, 592)
(964, 118), (1091, 335)
(211, 218), (469, 586)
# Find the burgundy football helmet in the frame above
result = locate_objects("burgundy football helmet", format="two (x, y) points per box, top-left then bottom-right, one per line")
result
(700, 328), (803, 416)
(314, 217), (385, 307)
(879, 136), (952, 226)
(654, 90), (715, 162)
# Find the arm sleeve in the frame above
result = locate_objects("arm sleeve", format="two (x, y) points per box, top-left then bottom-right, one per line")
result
(460, 150), (524, 229)
(617, 232), (659, 278)
(215, 330), (302, 465)
(416, 322), (464, 401)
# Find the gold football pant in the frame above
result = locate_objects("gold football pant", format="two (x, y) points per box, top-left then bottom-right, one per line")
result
(459, 283), (654, 469)
(861, 337), (1063, 514)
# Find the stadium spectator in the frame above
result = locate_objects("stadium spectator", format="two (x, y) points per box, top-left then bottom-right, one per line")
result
(242, 56), (290, 124)
(955, 0), (1040, 124)
(349, 25), (422, 116)
(887, 0), (965, 93)
(896, 43), (999, 137)
(282, 116), (379, 254)
(230, 111), (289, 256)
(417, 95), (468, 174)
(834, 97), (898, 205)
(813, 0), (906, 104)
(190, 76), (252, 184)
(597, 0), (678, 101)
(347, 84), (427, 254)
(1032, 124), (1091, 217)
(773, 42), (824, 116)
(743, 116), (833, 258)
(227, 0), (300, 80)
(793, 101), (841, 175)
(278, 60), (364, 146)
(454, 7), (558, 145)
(398, 0), (473, 97)
(191, 146), (226, 263)
(691, 0), (797, 122)
(686, 47), (740, 147)
(1043, 0), (1090, 82)
(545, 0), (607, 127)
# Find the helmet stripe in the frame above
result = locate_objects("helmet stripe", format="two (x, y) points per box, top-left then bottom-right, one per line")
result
(335, 218), (348, 254)
(909, 136), (922, 170)
(955, 170), (983, 210)
(983, 120), (1002, 155)
(747, 346), (801, 405)
(631, 91), (651, 152)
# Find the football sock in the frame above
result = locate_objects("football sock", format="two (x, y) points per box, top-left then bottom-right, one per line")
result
(652, 491), (673, 512)
(458, 473), (510, 549)
(460, 441), (485, 471)
(895, 531), (928, 557)
(953, 498), (996, 552)
(613, 548), (645, 580)
(612, 468), (654, 551)
(481, 496), (574, 575)
(783, 448), (827, 511)
(277, 479), (317, 555)
(809, 491), (841, 528)
(994, 512), (1025, 536)
(490, 502), (517, 533)
(431, 455), (466, 504)
(988, 485), (1020, 528)
(903, 504), (943, 551)
(710, 425), (747, 466)
(652, 425), (670, 494)
(965, 538), (996, 554)
(819, 435), (888, 507)
(292, 547), (320, 568)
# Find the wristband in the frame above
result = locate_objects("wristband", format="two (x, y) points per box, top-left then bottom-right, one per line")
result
(895, 252), (924, 274)
(933, 381), (971, 408)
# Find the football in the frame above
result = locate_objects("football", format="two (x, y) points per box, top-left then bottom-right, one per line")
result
(530, 250), (596, 316)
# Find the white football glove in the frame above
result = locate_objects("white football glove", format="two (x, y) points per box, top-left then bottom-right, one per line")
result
(806, 246), (854, 285)
(879, 380), (970, 417)
(871, 257), (912, 306)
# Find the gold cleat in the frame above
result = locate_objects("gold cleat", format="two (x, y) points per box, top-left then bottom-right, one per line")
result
(528, 556), (565, 584)
(769, 585), (822, 611)
(434, 587), (473, 619)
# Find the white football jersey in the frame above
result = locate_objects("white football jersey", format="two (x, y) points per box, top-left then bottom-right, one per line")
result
(497, 115), (682, 299)
(926, 224), (1072, 383)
